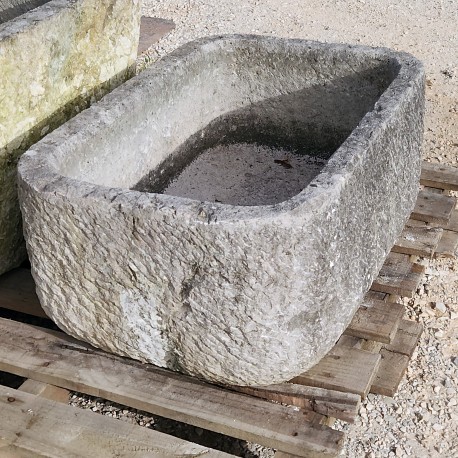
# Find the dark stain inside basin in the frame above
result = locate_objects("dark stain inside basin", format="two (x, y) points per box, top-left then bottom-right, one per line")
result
(159, 143), (327, 206)
(133, 64), (395, 206)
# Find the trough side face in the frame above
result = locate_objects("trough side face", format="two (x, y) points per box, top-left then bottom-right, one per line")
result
(18, 36), (424, 385)
(0, 0), (141, 274)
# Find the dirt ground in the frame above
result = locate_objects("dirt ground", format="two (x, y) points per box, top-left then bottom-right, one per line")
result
(137, 1), (458, 456)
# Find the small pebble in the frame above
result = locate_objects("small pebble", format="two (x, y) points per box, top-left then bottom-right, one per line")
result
(433, 301), (447, 315)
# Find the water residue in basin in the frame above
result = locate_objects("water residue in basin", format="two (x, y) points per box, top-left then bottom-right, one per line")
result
(161, 143), (327, 206)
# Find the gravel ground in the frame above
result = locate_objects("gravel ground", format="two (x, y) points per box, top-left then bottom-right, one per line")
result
(72, 1), (458, 457)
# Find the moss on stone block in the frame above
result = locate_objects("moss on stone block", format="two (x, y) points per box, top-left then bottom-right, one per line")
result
(0, 0), (140, 274)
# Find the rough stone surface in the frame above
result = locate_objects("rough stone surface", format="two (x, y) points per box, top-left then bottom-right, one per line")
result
(18, 35), (424, 386)
(0, 0), (50, 24)
(0, 0), (141, 274)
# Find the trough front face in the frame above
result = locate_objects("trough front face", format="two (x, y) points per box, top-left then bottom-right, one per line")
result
(0, 0), (141, 274)
(18, 35), (425, 386)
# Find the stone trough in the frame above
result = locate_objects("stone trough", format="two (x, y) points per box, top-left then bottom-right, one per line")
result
(18, 35), (425, 386)
(0, 0), (140, 274)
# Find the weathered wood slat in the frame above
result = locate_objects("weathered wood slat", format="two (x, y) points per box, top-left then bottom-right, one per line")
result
(290, 346), (380, 399)
(392, 225), (443, 257)
(434, 229), (458, 258)
(138, 16), (175, 55)
(370, 350), (410, 397)
(406, 218), (428, 228)
(275, 452), (301, 458)
(410, 189), (456, 225)
(230, 384), (360, 423)
(383, 320), (423, 357)
(344, 299), (404, 344)
(336, 335), (363, 349)
(0, 268), (46, 319)
(445, 209), (458, 233)
(18, 379), (70, 404)
(371, 253), (424, 298)
(0, 318), (343, 458)
(423, 186), (444, 195)
(370, 320), (423, 396)
(364, 290), (387, 301)
(359, 340), (384, 354)
(336, 335), (383, 356)
(420, 161), (458, 191)
(0, 386), (231, 458)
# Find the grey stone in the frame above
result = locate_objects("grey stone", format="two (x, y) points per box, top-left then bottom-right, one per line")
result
(0, 0), (49, 24)
(0, 0), (140, 274)
(18, 35), (425, 386)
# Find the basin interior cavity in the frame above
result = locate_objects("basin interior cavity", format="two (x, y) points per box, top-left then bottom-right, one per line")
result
(0, 0), (50, 23)
(148, 143), (327, 206)
(132, 61), (395, 206)
(55, 39), (400, 206)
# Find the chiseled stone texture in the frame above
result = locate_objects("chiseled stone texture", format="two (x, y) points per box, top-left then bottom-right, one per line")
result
(0, 0), (140, 274)
(18, 36), (425, 386)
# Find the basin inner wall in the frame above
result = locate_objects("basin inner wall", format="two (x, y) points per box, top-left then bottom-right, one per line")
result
(56, 39), (400, 200)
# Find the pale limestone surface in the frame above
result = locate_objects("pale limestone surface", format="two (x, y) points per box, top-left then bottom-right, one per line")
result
(0, 0), (140, 274)
(18, 36), (424, 385)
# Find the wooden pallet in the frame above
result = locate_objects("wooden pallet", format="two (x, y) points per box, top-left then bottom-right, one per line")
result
(138, 16), (175, 55)
(0, 161), (456, 457)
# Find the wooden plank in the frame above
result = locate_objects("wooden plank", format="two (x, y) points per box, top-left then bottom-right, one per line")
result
(370, 349), (410, 397)
(434, 229), (458, 258)
(423, 186), (444, 194)
(336, 335), (383, 355)
(0, 319), (343, 458)
(383, 319), (423, 357)
(18, 379), (70, 404)
(138, 16), (175, 54)
(420, 161), (458, 191)
(371, 320), (422, 397)
(359, 340), (383, 354)
(445, 209), (458, 233)
(290, 346), (381, 399)
(344, 299), (404, 344)
(364, 290), (387, 301)
(336, 335), (362, 349)
(406, 218), (428, 228)
(410, 189), (455, 225)
(371, 252), (425, 298)
(0, 268), (46, 319)
(275, 453), (301, 458)
(392, 225), (443, 257)
(0, 386), (231, 458)
(230, 384), (360, 423)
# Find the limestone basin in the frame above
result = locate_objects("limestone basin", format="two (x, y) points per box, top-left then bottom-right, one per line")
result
(0, 0), (140, 275)
(18, 35), (424, 386)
